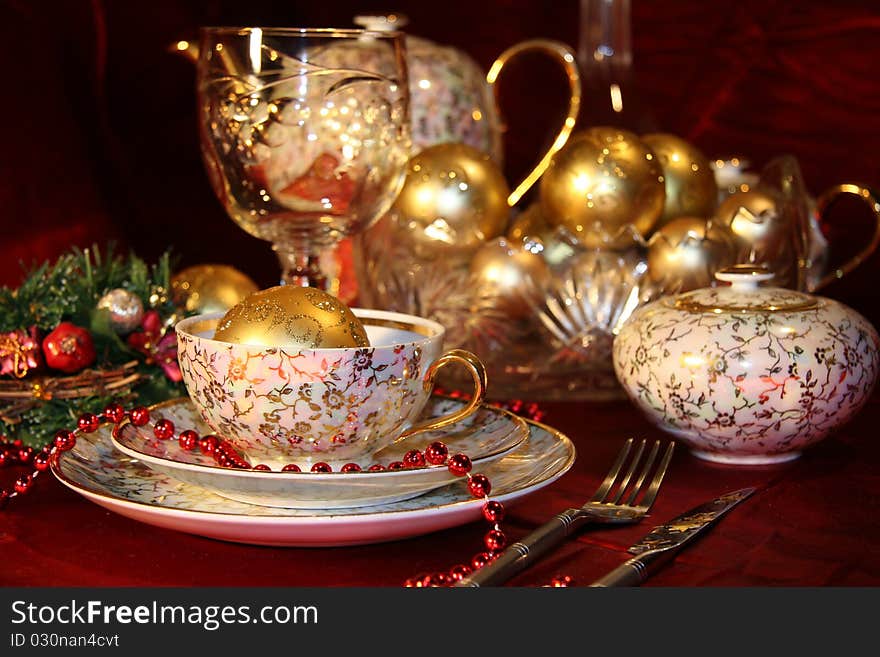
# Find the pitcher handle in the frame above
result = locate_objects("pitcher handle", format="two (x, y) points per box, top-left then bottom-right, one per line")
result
(396, 349), (488, 441)
(813, 183), (880, 291)
(486, 39), (582, 207)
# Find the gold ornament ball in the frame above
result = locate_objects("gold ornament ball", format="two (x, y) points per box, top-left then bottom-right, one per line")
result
(642, 133), (718, 227)
(646, 216), (740, 293)
(506, 202), (577, 268)
(388, 142), (511, 263)
(213, 285), (369, 349)
(539, 127), (666, 249)
(172, 264), (259, 314)
(469, 237), (551, 319)
(713, 188), (784, 256)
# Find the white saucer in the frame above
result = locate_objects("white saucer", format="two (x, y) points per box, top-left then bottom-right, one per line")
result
(110, 396), (529, 508)
(51, 412), (575, 547)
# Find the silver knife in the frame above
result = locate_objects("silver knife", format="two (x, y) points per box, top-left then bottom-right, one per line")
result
(589, 486), (757, 587)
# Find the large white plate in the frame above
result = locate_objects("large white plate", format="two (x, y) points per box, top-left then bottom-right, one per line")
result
(110, 396), (529, 508)
(51, 413), (575, 547)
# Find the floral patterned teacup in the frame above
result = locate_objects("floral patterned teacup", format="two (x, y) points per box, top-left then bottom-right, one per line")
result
(175, 309), (486, 469)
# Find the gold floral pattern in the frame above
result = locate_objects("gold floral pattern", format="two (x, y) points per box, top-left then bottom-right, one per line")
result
(614, 287), (880, 463)
(176, 312), (457, 467)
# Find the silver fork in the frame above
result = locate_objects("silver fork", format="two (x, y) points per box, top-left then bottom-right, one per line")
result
(454, 437), (675, 587)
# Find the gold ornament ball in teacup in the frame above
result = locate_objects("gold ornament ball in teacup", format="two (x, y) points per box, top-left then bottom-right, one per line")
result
(469, 237), (552, 320)
(539, 127), (666, 249)
(171, 264), (259, 315)
(641, 132), (717, 227)
(387, 142), (511, 263)
(213, 285), (369, 349)
(646, 216), (740, 293)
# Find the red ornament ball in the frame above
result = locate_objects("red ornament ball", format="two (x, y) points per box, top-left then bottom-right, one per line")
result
(41, 322), (96, 374)
(33, 451), (51, 472)
(484, 528), (507, 551)
(310, 462), (332, 473)
(198, 435), (219, 455)
(403, 449), (426, 468)
(14, 474), (33, 494)
(340, 463), (362, 473)
(281, 464), (302, 472)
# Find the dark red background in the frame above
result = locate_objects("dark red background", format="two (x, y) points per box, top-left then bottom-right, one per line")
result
(2, 0), (879, 324)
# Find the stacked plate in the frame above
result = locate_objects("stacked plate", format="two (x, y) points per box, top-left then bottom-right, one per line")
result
(50, 395), (576, 546)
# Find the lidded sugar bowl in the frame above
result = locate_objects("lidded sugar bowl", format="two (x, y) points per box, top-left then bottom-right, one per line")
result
(613, 264), (880, 464)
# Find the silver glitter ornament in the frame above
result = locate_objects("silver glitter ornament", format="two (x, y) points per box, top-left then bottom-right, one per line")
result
(96, 288), (145, 334)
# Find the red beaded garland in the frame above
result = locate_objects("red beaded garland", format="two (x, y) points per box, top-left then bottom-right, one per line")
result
(0, 397), (570, 587)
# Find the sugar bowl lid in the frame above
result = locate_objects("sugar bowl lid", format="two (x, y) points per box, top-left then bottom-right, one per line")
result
(666, 264), (822, 314)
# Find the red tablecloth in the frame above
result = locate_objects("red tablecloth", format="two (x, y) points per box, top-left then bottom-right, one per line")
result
(3, 385), (877, 587)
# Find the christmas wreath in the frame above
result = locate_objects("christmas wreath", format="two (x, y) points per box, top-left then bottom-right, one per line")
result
(0, 244), (189, 448)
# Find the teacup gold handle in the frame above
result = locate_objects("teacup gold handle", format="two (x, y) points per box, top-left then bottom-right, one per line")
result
(396, 349), (488, 441)
(813, 183), (880, 291)
(486, 39), (582, 207)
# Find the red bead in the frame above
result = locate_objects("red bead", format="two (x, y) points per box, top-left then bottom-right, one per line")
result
(471, 552), (493, 570)
(215, 454), (232, 468)
(77, 413), (100, 433)
(33, 451), (51, 472)
(387, 460), (406, 470)
(448, 564), (473, 581)
(310, 462), (332, 473)
(403, 576), (427, 588)
(467, 474), (491, 498)
(422, 572), (450, 587)
(14, 474), (32, 494)
(103, 403), (126, 424)
(281, 464), (302, 472)
(18, 446), (34, 464)
(550, 575), (573, 587)
(447, 453), (472, 476)
(252, 464), (271, 471)
(340, 463), (362, 473)
(198, 435), (219, 455)
(367, 464), (385, 472)
(129, 407), (150, 427)
(484, 528), (507, 552)
(424, 441), (448, 465)
(0, 451), (7, 467)
(178, 430), (198, 451)
(402, 449), (425, 468)
(482, 500), (505, 523)
(153, 419), (175, 440)
(53, 429), (76, 452)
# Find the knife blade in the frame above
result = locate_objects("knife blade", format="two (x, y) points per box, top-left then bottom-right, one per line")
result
(588, 486), (757, 587)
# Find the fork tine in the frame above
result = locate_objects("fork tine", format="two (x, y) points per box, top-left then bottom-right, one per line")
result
(610, 439), (646, 504)
(635, 441), (675, 511)
(622, 439), (661, 507)
(590, 437), (633, 503)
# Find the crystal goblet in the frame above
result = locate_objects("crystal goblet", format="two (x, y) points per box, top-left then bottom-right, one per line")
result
(197, 27), (411, 289)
